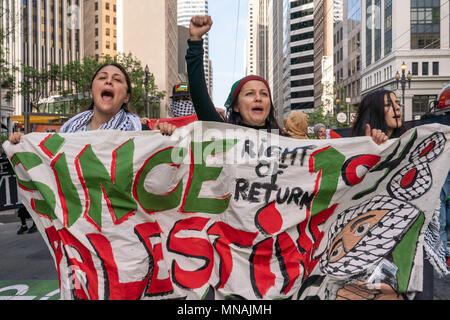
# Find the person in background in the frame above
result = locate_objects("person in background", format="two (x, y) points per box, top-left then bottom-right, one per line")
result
(314, 123), (327, 140)
(351, 89), (406, 144)
(169, 82), (196, 118)
(284, 111), (309, 139)
(140, 82), (225, 129)
(16, 206), (36, 235)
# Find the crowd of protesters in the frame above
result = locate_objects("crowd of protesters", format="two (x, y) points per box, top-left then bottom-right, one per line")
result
(6, 14), (449, 300)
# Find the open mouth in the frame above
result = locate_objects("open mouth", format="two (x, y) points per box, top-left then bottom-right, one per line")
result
(101, 89), (115, 101)
(252, 107), (264, 113)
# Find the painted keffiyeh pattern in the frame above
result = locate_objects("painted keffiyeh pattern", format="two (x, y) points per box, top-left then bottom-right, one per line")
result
(59, 109), (142, 133)
(169, 100), (196, 118)
(424, 205), (450, 277)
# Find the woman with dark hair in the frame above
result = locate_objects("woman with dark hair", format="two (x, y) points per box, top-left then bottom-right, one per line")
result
(352, 90), (407, 144)
(186, 15), (284, 134)
(9, 62), (174, 142)
(352, 89), (440, 300)
(58, 62), (141, 133)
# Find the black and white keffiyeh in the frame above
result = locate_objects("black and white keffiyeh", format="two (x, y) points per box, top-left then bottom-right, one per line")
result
(60, 109), (142, 133)
(169, 100), (196, 118)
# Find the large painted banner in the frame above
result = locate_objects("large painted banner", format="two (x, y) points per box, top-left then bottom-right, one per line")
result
(2, 122), (449, 300)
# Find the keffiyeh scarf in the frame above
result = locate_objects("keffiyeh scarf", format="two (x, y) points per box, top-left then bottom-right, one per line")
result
(169, 100), (196, 118)
(60, 109), (142, 133)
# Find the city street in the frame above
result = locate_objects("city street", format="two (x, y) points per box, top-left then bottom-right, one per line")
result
(0, 210), (449, 300)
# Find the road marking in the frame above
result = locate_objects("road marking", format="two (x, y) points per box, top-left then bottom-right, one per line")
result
(0, 280), (60, 300)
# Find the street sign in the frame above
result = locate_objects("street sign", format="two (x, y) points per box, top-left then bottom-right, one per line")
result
(336, 112), (347, 123)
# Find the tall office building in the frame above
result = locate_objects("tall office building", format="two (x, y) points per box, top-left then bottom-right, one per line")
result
(333, 0), (362, 107)
(83, 0), (117, 59)
(288, 0), (315, 112)
(246, 0), (269, 80)
(177, 0), (212, 96)
(117, 0), (178, 118)
(281, 0), (291, 118)
(2, 0), (84, 115)
(268, 0), (286, 123)
(361, 0), (450, 120)
(246, 0), (288, 122)
(0, 0), (19, 123)
(313, 0), (334, 112)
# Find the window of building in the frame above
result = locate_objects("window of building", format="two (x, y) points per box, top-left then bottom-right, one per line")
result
(366, 0), (372, 66)
(106, 15), (110, 23)
(385, 0), (392, 55)
(410, 0), (440, 49)
(291, 78), (314, 87)
(290, 66), (314, 76)
(95, 41), (98, 49)
(290, 55), (314, 65)
(432, 61), (439, 75)
(106, 41), (110, 49)
(106, 2), (110, 10)
(95, 2), (98, 10)
(95, 15), (98, 24)
(291, 102), (314, 110)
(422, 61), (429, 75)
(412, 62), (418, 75)
(106, 28), (110, 36)
(412, 95), (437, 118)
(374, 0), (382, 61)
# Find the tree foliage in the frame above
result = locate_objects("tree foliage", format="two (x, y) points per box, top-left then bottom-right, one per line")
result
(16, 53), (165, 116)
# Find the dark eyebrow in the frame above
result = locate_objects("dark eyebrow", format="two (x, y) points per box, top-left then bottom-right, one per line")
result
(97, 72), (124, 78)
(329, 238), (343, 257)
(350, 214), (375, 232)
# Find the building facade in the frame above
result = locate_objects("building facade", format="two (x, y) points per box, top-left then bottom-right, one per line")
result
(177, 0), (212, 96)
(83, 0), (117, 59)
(117, 0), (178, 118)
(361, 0), (450, 120)
(2, 0), (84, 116)
(268, 0), (286, 123)
(313, 0), (334, 112)
(289, 0), (315, 112)
(334, 0), (362, 108)
(246, 0), (270, 81)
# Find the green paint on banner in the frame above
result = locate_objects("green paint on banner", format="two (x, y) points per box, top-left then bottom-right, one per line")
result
(0, 280), (60, 300)
(392, 212), (425, 293)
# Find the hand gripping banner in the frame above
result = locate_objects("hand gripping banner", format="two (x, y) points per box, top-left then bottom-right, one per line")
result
(3, 122), (449, 300)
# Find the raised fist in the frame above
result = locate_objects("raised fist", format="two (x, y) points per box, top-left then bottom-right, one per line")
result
(189, 15), (213, 41)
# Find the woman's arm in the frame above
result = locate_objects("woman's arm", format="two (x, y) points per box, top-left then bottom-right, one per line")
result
(186, 16), (224, 123)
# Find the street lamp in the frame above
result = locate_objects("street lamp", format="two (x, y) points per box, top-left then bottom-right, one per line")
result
(395, 61), (412, 121)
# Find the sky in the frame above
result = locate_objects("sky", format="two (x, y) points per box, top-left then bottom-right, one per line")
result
(208, 0), (249, 108)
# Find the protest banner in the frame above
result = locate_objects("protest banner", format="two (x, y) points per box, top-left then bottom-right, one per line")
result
(2, 122), (449, 300)
(0, 153), (21, 212)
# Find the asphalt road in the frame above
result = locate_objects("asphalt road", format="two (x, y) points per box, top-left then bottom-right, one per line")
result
(1, 211), (449, 300)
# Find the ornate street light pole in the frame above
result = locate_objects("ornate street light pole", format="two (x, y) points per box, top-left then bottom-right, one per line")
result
(395, 62), (412, 121)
